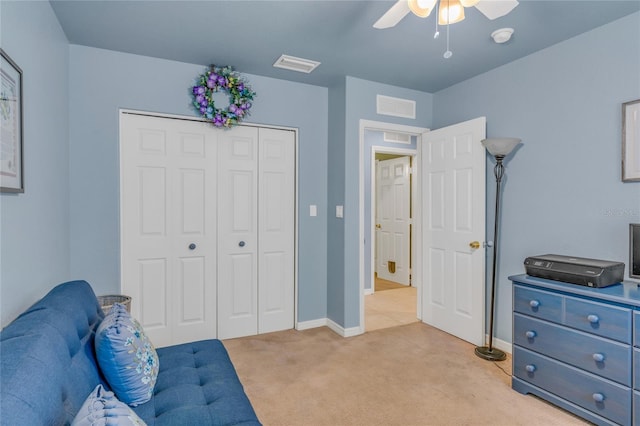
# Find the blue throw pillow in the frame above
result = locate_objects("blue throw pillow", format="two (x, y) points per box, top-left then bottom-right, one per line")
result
(72, 384), (147, 425)
(95, 304), (159, 406)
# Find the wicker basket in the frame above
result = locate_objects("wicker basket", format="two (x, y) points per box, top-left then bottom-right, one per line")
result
(97, 295), (131, 315)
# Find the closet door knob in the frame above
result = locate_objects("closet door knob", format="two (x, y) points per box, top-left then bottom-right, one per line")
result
(239, 241), (246, 247)
(188, 243), (196, 250)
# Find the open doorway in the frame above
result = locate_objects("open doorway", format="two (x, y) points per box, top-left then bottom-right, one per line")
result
(367, 148), (418, 331)
(360, 124), (424, 333)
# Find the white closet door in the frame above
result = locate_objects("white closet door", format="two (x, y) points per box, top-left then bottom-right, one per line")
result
(217, 126), (296, 339)
(258, 128), (295, 334)
(120, 113), (217, 348)
(217, 126), (260, 339)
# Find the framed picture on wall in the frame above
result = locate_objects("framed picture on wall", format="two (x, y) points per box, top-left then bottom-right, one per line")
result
(0, 49), (24, 193)
(622, 99), (640, 182)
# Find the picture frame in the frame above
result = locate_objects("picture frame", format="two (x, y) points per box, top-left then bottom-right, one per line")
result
(0, 49), (23, 193)
(622, 99), (640, 182)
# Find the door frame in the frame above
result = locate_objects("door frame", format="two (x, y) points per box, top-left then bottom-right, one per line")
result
(118, 108), (300, 336)
(371, 148), (415, 290)
(359, 119), (429, 333)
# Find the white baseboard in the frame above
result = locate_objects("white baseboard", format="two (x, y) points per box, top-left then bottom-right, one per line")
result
(484, 334), (512, 355)
(364, 288), (373, 296)
(296, 318), (363, 337)
(296, 318), (328, 331)
(327, 319), (363, 337)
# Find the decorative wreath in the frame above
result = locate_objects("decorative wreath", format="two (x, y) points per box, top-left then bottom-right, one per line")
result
(192, 65), (256, 128)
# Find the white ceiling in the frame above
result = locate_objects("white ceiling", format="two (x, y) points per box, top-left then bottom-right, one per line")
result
(50, 0), (640, 93)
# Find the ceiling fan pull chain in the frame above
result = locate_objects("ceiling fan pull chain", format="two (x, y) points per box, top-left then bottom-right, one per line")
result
(434, 1), (440, 39)
(444, 0), (453, 59)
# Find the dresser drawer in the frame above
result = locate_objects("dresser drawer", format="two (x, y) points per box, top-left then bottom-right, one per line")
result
(514, 347), (631, 425)
(514, 313), (631, 386)
(565, 297), (632, 343)
(514, 285), (562, 323)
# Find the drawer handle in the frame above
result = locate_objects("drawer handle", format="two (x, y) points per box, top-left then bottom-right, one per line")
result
(592, 353), (605, 362)
(529, 300), (540, 309)
(592, 393), (605, 403)
(525, 364), (536, 373)
(525, 330), (537, 339)
(587, 314), (600, 324)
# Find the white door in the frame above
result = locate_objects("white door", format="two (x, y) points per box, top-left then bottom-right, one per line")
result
(121, 113), (217, 348)
(217, 127), (295, 339)
(376, 156), (410, 285)
(258, 128), (295, 334)
(217, 127), (259, 339)
(421, 117), (486, 345)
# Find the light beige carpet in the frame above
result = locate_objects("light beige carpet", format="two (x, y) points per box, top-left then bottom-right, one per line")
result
(224, 323), (588, 426)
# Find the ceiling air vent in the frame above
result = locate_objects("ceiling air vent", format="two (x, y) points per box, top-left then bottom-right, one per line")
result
(376, 95), (416, 119)
(273, 54), (321, 74)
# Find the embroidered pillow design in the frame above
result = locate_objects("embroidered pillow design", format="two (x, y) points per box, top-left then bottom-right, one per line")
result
(95, 304), (159, 406)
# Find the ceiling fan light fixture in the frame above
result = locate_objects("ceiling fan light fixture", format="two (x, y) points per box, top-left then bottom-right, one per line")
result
(438, 0), (465, 25)
(408, 0), (437, 18)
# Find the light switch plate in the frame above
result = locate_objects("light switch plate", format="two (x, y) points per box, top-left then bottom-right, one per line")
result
(310, 205), (317, 217)
(336, 205), (343, 218)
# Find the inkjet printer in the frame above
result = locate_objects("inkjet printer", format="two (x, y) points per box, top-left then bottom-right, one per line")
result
(524, 254), (625, 288)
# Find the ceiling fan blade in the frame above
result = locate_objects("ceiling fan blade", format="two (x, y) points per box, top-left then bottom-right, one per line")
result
(474, 0), (519, 20)
(373, 0), (411, 29)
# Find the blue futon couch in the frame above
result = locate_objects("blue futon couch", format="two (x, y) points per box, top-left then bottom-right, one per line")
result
(0, 280), (261, 425)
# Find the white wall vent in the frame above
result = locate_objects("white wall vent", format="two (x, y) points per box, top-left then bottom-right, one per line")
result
(383, 132), (411, 144)
(273, 54), (321, 74)
(376, 95), (416, 119)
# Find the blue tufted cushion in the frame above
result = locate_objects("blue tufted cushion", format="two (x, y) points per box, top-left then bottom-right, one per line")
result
(95, 305), (159, 406)
(0, 281), (106, 425)
(72, 384), (147, 426)
(132, 340), (261, 426)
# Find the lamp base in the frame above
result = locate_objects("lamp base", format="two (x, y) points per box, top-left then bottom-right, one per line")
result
(474, 346), (507, 361)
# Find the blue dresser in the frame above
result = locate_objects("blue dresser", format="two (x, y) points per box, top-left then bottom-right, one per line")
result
(510, 274), (640, 425)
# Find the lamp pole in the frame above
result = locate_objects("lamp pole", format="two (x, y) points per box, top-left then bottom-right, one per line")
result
(475, 156), (506, 361)
(475, 138), (521, 362)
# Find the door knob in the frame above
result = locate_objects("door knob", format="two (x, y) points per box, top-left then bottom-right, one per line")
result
(188, 243), (196, 250)
(375, 224), (381, 229)
(469, 241), (480, 249)
(239, 241), (246, 247)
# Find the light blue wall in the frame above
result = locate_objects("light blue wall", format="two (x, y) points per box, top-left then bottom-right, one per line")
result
(0, 1), (70, 326)
(434, 12), (640, 344)
(68, 45), (328, 323)
(326, 81), (347, 325)
(341, 77), (433, 328)
(363, 131), (417, 292)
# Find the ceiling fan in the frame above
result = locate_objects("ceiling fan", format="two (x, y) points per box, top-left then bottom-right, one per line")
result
(373, 0), (519, 29)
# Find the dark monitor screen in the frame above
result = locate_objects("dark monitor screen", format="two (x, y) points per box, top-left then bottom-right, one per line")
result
(632, 224), (640, 279)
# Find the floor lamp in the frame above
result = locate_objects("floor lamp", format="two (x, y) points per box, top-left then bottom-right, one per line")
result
(475, 137), (522, 362)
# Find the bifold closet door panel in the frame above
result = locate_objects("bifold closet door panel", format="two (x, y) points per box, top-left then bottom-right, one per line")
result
(120, 114), (218, 348)
(258, 128), (295, 334)
(217, 126), (260, 340)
